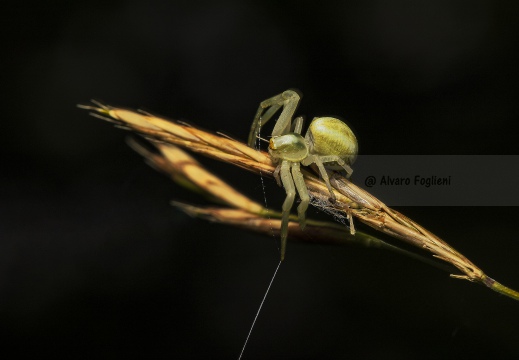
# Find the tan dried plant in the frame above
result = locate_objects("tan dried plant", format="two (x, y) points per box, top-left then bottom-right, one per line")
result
(79, 101), (519, 301)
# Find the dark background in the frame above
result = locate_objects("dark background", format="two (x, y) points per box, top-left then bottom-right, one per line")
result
(3, 0), (519, 358)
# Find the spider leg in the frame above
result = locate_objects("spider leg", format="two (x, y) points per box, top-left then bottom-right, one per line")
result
(302, 155), (337, 203)
(272, 90), (300, 137)
(248, 98), (283, 147)
(279, 160), (296, 261)
(292, 116), (304, 134)
(273, 164), (282, 187)
(318, 155), (354, 178)
(291, 162), (309, 230)
(247, 90), (301, 147)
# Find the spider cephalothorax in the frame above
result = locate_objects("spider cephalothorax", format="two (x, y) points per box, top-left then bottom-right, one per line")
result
(248, 90), (358, 260)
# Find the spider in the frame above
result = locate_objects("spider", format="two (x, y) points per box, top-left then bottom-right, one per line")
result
(248, 90), (358, 261)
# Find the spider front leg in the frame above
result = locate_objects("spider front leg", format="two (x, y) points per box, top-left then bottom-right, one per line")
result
(247, 90), (301, 148)
(279, 160), (296, 261)
(291, 162), (309, 231)
(276, 161), (309, 261)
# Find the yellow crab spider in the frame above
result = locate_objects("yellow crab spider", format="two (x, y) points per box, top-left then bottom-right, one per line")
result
(248, 90), (358, 261)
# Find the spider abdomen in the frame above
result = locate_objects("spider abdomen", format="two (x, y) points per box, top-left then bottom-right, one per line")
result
(307, 117), (358, 165)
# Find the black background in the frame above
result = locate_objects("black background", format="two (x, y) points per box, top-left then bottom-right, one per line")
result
(3, 1), (519, 358)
